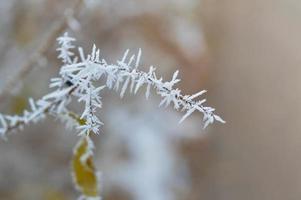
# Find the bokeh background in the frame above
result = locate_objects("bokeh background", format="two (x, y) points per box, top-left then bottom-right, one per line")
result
(1, 0), (301, 199)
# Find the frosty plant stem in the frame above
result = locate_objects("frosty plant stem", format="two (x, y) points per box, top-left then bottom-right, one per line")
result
(0, 32), (224, 138)
(0, 32), (225, 199)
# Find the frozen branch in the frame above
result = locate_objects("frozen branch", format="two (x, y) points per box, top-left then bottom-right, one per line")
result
(0, 33), (225, 138)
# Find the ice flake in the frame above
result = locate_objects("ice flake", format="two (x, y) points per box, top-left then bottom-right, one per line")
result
(43, 87), (73, 100)
(145, 83), (151, 99)
(214, 114), (226, 123)
(56, 32), (76, 64)
(134, 76), (145, 94)
(179, 107), (196, 124)
(187, 90), (207, 100)
(0, 114), (7, 131)
(121, 49), (130, 63)
(29, 98), (37, 112)
(120, 76), (130, 98)
(135, 48), (142, 68)
(128, 54), (136, 66)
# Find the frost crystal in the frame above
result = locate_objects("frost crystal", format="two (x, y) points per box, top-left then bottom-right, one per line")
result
(0, 33), (225, 137)
(57, 32), (75, 64)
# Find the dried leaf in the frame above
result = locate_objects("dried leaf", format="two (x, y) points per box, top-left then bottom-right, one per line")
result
(72, 136), (100, 198)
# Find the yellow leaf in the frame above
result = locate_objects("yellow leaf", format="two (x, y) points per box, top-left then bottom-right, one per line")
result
(72, 136), (100, 198)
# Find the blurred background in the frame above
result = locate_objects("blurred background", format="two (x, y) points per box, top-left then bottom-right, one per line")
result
(0, 0), (301, 199)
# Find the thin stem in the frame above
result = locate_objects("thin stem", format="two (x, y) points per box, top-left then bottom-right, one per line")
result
(0, 0), (84, 104)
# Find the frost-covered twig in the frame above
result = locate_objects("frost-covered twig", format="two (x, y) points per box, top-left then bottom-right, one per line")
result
(0, 0), (84, 104)
(0, 85), (77, 138)
(0, 33), (224, 138)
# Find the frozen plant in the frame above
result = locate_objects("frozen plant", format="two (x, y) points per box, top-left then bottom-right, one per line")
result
(0, 32), (225, 199)
(0, 32), (224, 138)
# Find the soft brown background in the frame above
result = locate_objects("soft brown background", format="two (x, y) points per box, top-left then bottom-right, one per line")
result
(201, 1), (301, 200)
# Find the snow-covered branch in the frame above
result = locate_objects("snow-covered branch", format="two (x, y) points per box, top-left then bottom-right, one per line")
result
(0, 33), (224, 138)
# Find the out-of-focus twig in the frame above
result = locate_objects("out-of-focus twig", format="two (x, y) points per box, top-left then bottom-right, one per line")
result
(0, 0), (84, 104)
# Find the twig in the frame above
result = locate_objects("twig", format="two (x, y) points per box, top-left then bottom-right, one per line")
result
(0, 29), (224, 138)
(0, 0), (84, 104)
